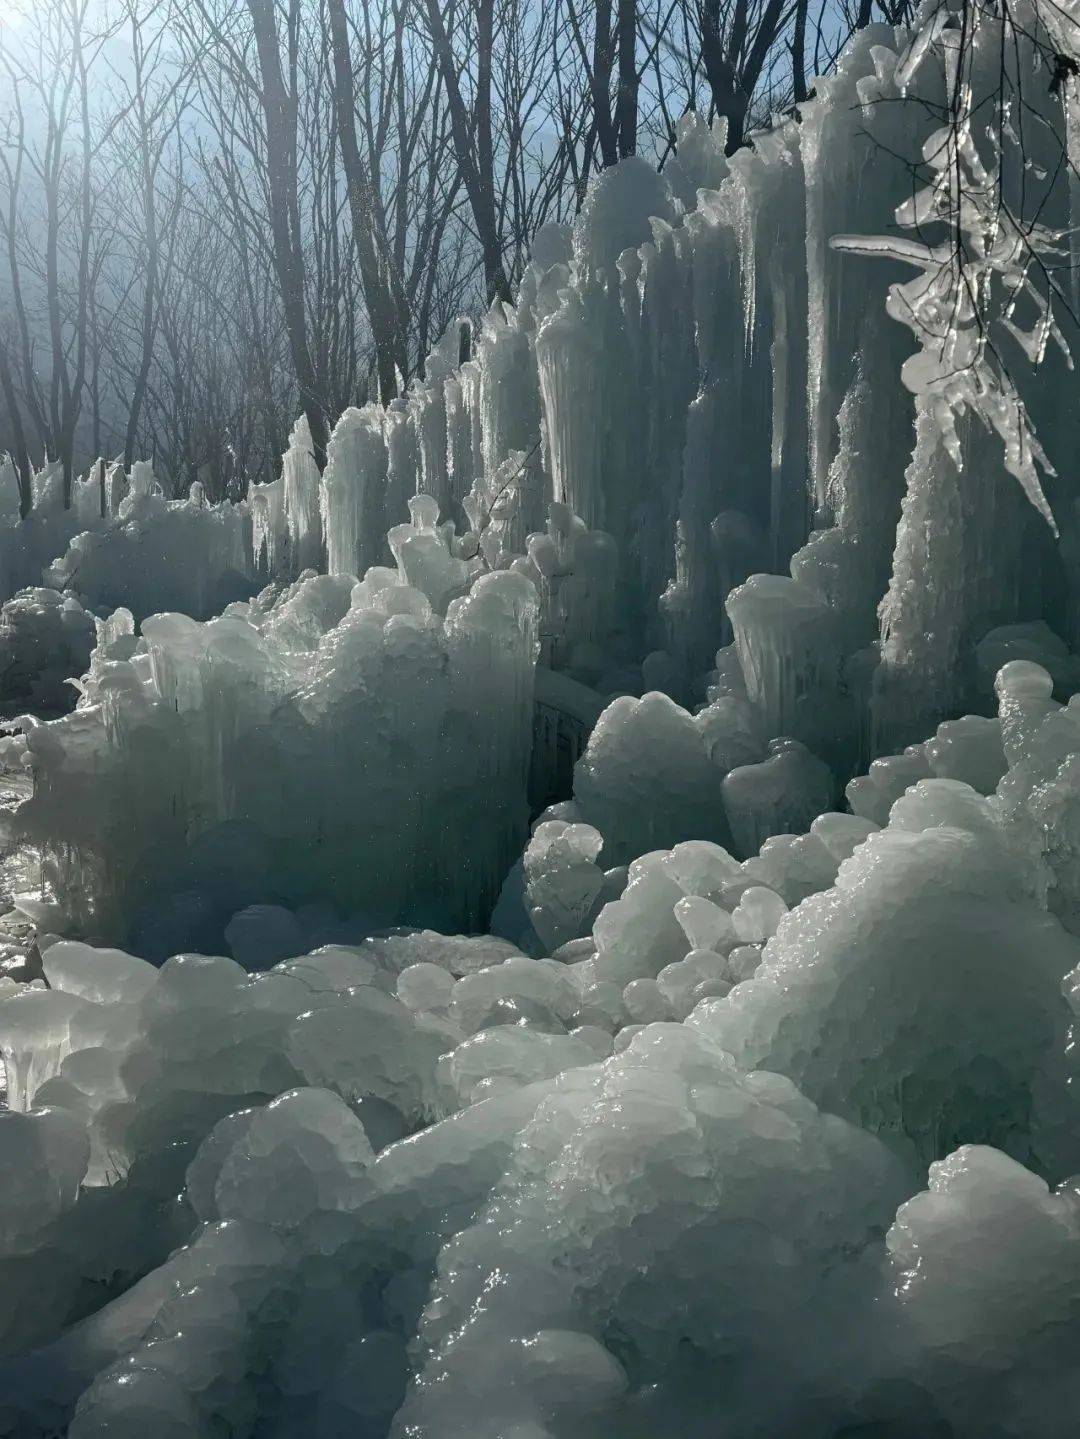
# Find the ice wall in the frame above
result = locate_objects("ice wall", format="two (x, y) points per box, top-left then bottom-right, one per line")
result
(0, 460), (115, 605)
(224, 0), (1078, 772)
(4, 537), (539, 947)
(44, 479), (256, 623)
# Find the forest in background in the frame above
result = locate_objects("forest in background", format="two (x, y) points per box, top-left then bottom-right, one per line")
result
(0, 0), (915, 507)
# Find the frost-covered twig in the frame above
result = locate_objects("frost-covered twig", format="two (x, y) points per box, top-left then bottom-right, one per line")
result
(834, 0), (1079, 531)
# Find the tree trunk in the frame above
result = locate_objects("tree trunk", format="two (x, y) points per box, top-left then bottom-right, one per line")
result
(699, 0), (749, 152)
(124, 129), (161, 470)
(67, 29), (95, 507)
(246, 0), (330, 470)
(792, 0), (809, 103)
(615, 0), (638, 157)
(422, 0), (512, 304)
(0, 337), (34, 519)
(327, 0), (406, 403)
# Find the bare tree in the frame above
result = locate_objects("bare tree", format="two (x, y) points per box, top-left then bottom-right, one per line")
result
(0, 0), (126, 503)
(327, 0), (408, 400)
(113, 0), (190, 471)
(0, 0), (924, 506)
(0, 331), (33, 516)
(422, 0), (513, 303)
(243, 0), (331, 469)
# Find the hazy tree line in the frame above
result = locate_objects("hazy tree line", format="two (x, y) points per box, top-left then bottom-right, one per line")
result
(0, 0), (914, 513)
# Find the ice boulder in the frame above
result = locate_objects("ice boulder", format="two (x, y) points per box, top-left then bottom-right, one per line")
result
(393, 1024), (909, 1437)
(884, 1145), (1080, 1437)
(209, 1087), (375, 1230)
(573, 692), (729, 864)
(522, 820), (605, 951)
(698, 782), (1080, 1171)
(0, 588), (96, 717)
(722, 738), (834, 857)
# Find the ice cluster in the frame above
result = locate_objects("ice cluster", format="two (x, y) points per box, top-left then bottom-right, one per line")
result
(0, 458), (112, 604)
(0, 589), (96, 718)
(2, 459), (255, 622)
(6, 662), (1080, 1435)
(2, 507), (539, 947)
(2, 0), (1080, 1432)
(44, 477), (255, 622)
(201, 1), (1072, 801)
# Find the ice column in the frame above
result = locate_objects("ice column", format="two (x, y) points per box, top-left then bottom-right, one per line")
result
(321, 406), (388, 578)
(281, 413), (323, 572)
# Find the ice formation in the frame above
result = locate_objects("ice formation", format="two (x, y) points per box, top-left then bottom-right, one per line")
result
(0, 458), (113, 604)
(200, 3), (1074, 787)
(44, 478), (255, 623)
(0, 589), (96, 717)
(3, 0), (1080, 1433)
(2, 543), (538, 948)
(8, 660), (1080, 1435)
(1, 459), (254, 618)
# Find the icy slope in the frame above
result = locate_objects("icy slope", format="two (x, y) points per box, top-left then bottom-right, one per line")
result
(3, 660), (1080, 1434)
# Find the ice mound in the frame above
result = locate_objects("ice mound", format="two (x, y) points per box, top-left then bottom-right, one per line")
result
(288, 989), (448, 1125)
(520, 820), (606, 951)
(846, 710), (1007, 827)
(5, 724), (1080, 1432)
(0, 1106), (89, 1249)
(0, 926), (600, 1181)
(875, 1144), (1080, 1436)
(65, 1219), (291, 1439)
(0, 1106), (90, 1355)
(0, 928), (613, 1430)
(698, 780), (1080, 1170)
(202, 1087), (375, 1230)
(21, 1075), (561, 1438)
(571, 691), (732, 862)
(571, 155), (677, 275)
(394, 1025), (910, 1437)
(563, 686), (836, 868)
(438, 1027), (601, 1108)
(722, 736), (835, 857)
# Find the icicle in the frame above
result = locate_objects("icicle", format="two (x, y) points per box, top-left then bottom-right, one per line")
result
(321, 407), (388, 578)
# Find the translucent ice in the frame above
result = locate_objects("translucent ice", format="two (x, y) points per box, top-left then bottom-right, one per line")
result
(700, 781), (1080, 1169)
